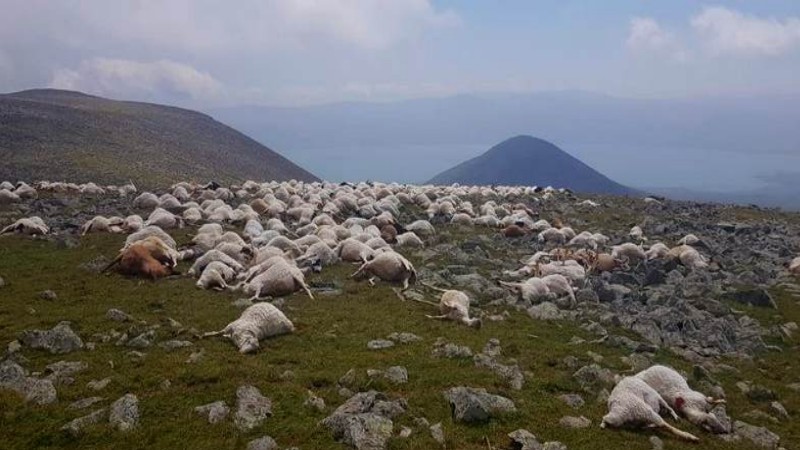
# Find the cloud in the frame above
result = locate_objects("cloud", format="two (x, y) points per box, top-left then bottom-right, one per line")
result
(49, 59), (222, 101)
(691, 6), (800, 56)
(626, 17), (687, 62)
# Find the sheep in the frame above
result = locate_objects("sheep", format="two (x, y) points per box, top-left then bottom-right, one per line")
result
(668, 245), (708, 270)
(790, 257), (800, 275)
(103, 236), (176, 280)
(123, 215), (144, 233)
(296, 241), (337, 268)
(351, 251), (416, 289)
(182, 207), (203, 225)
(0, 189), (21, 204)
(13, 183), (37, 199)
(592, 253), (627, 273)
(380, 224), (398, 244)
(243, 219), (264, 240)
(645, 243), (670, 261)
(635, 365), (728, 434)
(601, 376), (699, 442)
(133, 192), (160, 209)
(81, 216), (124, 235)
(539, 260), (586, 284)
(335, 238), (375, 263)
(502, 224), (528, 238)
(145, 208), (184, 229)
(125, 226), (177, 250)
(450, 213), (473, 226)
(677, 234), (701, 246)
(236, 259), (314, 300)
(629, 226), (646, 242)
(541, 274), (575, 304)
(499, 278), (551, 303)
(266, 235), (302, 256)
(196, 261), (237, 291)
(395, 232), (424, 248)
(423, 286), (481, 328)
(0, 217), (49, 236)
(611, 243), (646, 264)
(538, 227), (567, 245)
(188, 250), (244, 276)
(203, 302), (294, 354)
(214, 242), (254, 266)
(404, 220), (435, 236)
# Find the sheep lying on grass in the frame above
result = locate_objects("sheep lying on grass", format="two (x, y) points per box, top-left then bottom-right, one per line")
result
(235, 258), (314, 300)
(196, 261), (237, 291)
(422, 284), (481, 329)
(81, 216), (124, 235)
(203, 303), (294, 354)
(103, 236), (177, 280)
(350, 251), (416, 290)
(601, 376), (699, 442)
(790, 257), (800, 275)
(0, 217), (49, 236)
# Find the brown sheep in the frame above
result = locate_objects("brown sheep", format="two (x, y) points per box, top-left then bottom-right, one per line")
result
(502, 224), (527, 238)
(103, 244), (173, 280)
(593, 253), (627, 273)
(380, 224), (398, 244)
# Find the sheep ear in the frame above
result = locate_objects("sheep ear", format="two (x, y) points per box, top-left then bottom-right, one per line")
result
(675, 396), (686, 411)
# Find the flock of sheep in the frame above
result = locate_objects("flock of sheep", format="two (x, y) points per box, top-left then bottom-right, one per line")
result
(2, 177), (799, 445)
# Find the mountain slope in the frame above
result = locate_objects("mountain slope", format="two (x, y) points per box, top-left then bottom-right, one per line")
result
(428, 135), (637, 195)
(0, 89), (318, 187)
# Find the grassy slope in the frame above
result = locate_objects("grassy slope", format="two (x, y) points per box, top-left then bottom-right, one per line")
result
(0, 219), (798, 449)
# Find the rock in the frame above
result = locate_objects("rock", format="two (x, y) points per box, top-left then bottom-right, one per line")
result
(339, 369), (358, 387)
(304, 391), (326, 412)
(386, 332), (422, 344)
(769, 401), (789, 420)
(126, 330), (155, 348)
(558, 394), (584, 408)
(575, 288), (598, 303)
(109, 393), (139, 431)
(443, 386), (516, 423)
(321, 391), (406, 450)
(559, 416), (591, 428)
(384, 366), (408, 384)
(235, 385), (272, 431)
(430, 422), (445, 445)
(87, 377), (111, 391)
(542, 443), (567, 450)
(0, 360), (57, 405)
(39, 290), (58, 301)
(733, 420), (780, 448)
(7, 340), (21, 354)
(195, 401), (230, 424)
(158, 340), (193, 351)
(508, 428), (542, 450)
(62, 408), (106, 437)
(431, 338), (473, 358)
(572, 364), (616, 390)
(398, 426), (412, 438)
(527, 302), (564, 321)
(68, 396), (104, 410)
(723, 288), (777, 309)
(19, 321), (83, 354)
(649, 435), (663, 450)
(106, 308), (131, 322)
(747, 384), (778, 402)
(186, 349), (204, 364)
(246, 436), (279, 450)
(367, 339), (395, 350)
(44, 360), (88, 383)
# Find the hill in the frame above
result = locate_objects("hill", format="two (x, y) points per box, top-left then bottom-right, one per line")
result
(0, 89), (318, 187)
(427, 135), (638, 195)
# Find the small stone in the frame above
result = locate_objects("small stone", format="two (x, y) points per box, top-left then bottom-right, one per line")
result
(158, 340), (193, 351)
(160, 379), (172, 390)
(39, 290), (57, 301)
(559, 416), (591, 428)
(385, 366), (408, 384)
(195, 401), (230, 424)
(109, 394), (139, 431)
(558, 394), (584, 408)
(279, 370), (295, 380)
(769, 401), (789, 420)
(430, 422), (445, 445)
(68, 396), (104, 410)
(508, 428), (542, 450)
(387, 332), (422, 344)
(367, 339), (395, 350)
(19, 321), (83, 354)
(649, 435), (663, 450)
(106, 308), (131, 322)
(186, 349), (204, 364)
(543, 443), (567, 450)
(246, 436), (279, 450)
(62, 408), (106, 437)
(7, 340), (21, 354)
(234, 385), (272, 431)
(443, 386), (516, 423)
(304, 391), (326, 412)
(399, 426), (412, 438)
(733, 420), (780, 448)
(87, 378), (111, 391)
(126, 331), (154, 349)
(339, 368), (358, 387)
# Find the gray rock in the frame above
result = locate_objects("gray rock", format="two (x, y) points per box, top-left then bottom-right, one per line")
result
(430, 422), (445, 445)
(87, 377), (111, 391)
(386, 332), (422, 344)
(62, 408), (106, 437)
(321, 391), (405, 450)
(723, 288), (777, 309)
(0, 360), (57, 405)
(367, 339), (395, 350)
(158, 340), (193, 351)
(126, 330), (155, 349)
(304, 392), (326, 412)
(39, 290), (58, 301)
(235, 385), (272, 431)
(508, 428), (542, 450)
(527, 302), (564, 321)
(246, 436), (279, 450)
(572, 364), (616, 390)
(7, 340), (21, 354)
(106, 308), (131, 322)
(769, 401), (789, 420)
(109, 393), (139, 431)
(733, 420), (780, 448)
(19, 321), (83, 354)
(384, 366), (408, 384)
(558, 394), (584, 408)
(649, 435), (663, 450)
(68, 396), (104, 410)
(542, 443), (567, 450)
(431, 338), (473, 358)
(559, 416), (591, 428)
(45, 360), (88, 383)
(195, 401), (230, 424)
(443, 386), (516, 423)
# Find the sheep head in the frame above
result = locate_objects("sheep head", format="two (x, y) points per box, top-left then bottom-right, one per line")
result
(231, 330), (260, 354)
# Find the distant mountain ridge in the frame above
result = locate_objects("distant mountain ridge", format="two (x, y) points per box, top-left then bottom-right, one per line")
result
(428, 135), (638, 195)
(0, 89), (318, 187)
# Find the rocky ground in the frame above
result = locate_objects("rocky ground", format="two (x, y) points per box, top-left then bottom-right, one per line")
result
(1, 187), (799, 450)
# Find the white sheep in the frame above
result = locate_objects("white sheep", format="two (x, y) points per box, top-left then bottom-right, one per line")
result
(123, 215), (144, 233)
(196, 261), (237, 291)
(539, 260), (586, 284)
(538, 227), (567, 245)
(601, 376), (699, 442)
(645, 243), (670, 261)
(203, 302), (294, 353)
(214, 242), (254, 266)
(404, 220), (435, 236)
(424, 287), (481, 328)
(188, 250), (244, 276)
(243, 219), (264, 240)
(790, 257), (800, 275)
(182, 207), (204, 225)
(13, 183), (37, 199)
(236, 259), (314, 300)
(668, 245), (708, 270)
(541, 274), (576, 304)
(145, 208), (184, 229)
(635, 365), (728, 434)
(335, 238), (375, 263)
(629, 226), (646, 242)
(133, 192), (160, 209)
(0, 216), (49, 235)
(677, 234), (701, 246)
(0, 189), (21, 204)
(395, 232), (424, 248)
(611, 243), (646, 264)
(296, 241), (337, 267)
(81, 216), (124, 235)
(499, 277), (552, 302)
(125, 226), (177, 250)
(351, 251), (416, 289)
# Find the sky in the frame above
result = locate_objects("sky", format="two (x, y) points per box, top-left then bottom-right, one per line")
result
(2, 1), (800, 107)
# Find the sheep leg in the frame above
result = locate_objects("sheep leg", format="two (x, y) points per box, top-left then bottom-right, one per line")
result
(658, 397), (679, 420)
(301, 282), (315, 300)
(402, 277), (409, 290)
(659, 422), (700, 442)
(368, 277), (376, 287)
(426, 314), (449, 320)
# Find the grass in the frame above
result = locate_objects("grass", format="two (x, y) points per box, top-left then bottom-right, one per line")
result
(0, 225), (798, 449)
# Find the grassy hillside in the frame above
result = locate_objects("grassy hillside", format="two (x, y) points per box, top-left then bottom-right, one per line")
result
(0, 89), (318, 187)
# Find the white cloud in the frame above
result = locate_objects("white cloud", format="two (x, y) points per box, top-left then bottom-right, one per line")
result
(691, 6), (800, 56)
(49, 59), (222, 101)
(627, 17), (674, 51)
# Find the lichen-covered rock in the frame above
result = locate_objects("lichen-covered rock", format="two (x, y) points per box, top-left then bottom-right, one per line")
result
(195, 401), (230, 424)
(109, 394), (139, 431)
(246, 436), (279, 450)
(321, 391), (406, 450)
(62, 408), (106, 437)
(0, 360), (57, 405)
(733, 421), (780, 448)
(235, 385), (272, 431)
(508, 428), (542, 450)
(443, 386), (516, 423)
(19, 321), (83, 354)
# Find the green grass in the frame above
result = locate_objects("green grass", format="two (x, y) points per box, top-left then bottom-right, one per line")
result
(0, 229), (797, 449)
